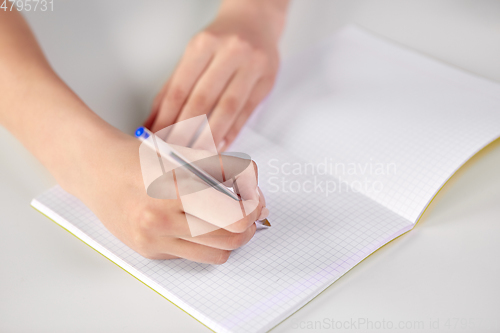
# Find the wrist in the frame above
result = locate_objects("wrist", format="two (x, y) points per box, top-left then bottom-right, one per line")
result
(217, 0), (289, 42)
(59, 119), (135, 199)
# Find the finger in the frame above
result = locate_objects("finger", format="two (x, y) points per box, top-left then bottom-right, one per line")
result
(144, 253), (180, 260)
(144, 106), (159, 131)
(220, 77), (274, 151)
(147, 148), (263, 234)
(150, 41), (217, 133)
(180, 222), (256, 250)
(145, 79), (171, 129)
(172, 40), (249, 126)
(154, 237), (232, 264)
(258, 186), (267, 208)
(224, 195), (263, 233)
(136, 196), (251, 239)
(258, 207), (270, 221)
(193, 64), (261, 150)
(225, 160), (260, 201)
(180, 183), (263, 234)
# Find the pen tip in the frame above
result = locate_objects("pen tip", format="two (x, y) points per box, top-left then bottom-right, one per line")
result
(260, 218), (271, 227)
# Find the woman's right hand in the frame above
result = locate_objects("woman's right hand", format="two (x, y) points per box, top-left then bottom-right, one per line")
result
(0, 10), (268, 265)
(68, 133), (267, 264)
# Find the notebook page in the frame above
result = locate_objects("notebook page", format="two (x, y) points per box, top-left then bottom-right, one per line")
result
(32, 129), (412, 333)
(247, 26), (500, 223)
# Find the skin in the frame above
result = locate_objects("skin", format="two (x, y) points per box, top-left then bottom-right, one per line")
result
(145, 0), (290, 151)
(0, 1), (289, 264)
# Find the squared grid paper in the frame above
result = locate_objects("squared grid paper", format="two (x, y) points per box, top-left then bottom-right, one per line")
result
(248, 26), (500, 223)
(32, 130), (412, 333)
(31, 26), (500, 333)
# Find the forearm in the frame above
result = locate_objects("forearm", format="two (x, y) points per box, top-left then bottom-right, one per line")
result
(0, 11), (126, 194)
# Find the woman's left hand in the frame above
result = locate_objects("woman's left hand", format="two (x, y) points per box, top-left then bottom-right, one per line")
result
(144, 0), (289, 151)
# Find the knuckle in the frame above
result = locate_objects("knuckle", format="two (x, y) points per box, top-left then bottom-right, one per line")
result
(220, 96), (239, 114)
(168, 86), (187, 104)
(190, 31), (218, 50)
(137, 205), (173, 234)
(191, 93), (209, 110)
(225, 35), (250, 55)
(137, 208), (159, 231)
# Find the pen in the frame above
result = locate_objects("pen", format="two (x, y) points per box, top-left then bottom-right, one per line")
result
(135, 127), (271, 228)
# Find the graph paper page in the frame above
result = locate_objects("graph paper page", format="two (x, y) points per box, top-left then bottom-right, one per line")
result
(247, 26), (500, 223)
(32, 130), (412, 333)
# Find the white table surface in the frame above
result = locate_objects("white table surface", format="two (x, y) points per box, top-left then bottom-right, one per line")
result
(1, 1), (499, 332)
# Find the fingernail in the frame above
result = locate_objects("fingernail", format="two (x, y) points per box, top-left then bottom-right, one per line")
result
(217, 140), (226, 152)
(258, 207), (269, 220)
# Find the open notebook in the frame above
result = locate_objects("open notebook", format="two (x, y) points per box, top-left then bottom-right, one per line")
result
(32, 26), (500, 333)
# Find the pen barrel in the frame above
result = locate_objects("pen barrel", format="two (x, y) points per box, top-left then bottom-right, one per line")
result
(135, 127), (240, 201)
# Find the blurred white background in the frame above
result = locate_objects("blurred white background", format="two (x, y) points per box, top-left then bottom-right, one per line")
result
(1, 1), (499, 332)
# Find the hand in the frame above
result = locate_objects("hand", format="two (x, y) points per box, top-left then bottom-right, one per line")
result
(145, 0), (288, 151)
(72, 134), (267, 264)
(0, 10), (270, 265)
